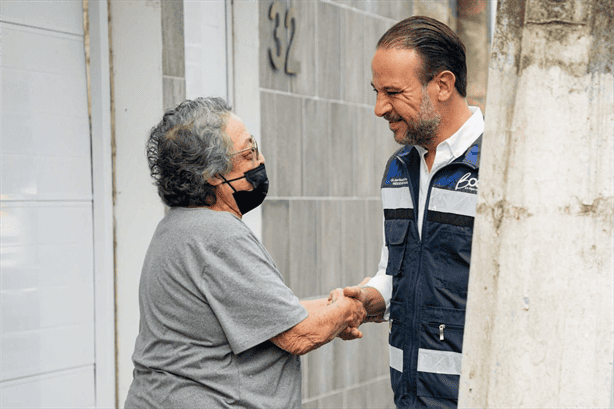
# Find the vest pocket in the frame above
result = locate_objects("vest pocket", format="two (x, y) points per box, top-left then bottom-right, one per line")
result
(416, 309), (465, 400)
(384, 219), (410, 277)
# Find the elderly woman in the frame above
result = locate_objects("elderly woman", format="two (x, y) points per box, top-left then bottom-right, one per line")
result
(124, 97), (365, 408)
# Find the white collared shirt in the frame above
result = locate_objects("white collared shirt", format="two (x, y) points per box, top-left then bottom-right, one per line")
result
(367, 107), (484, 319)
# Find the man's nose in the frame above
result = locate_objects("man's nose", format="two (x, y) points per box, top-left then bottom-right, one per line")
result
(374, 93), (391, 118)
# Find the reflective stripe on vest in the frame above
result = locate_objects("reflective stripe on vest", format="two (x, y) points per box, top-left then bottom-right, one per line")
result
(382, 187), (413, 210)
(389, 344), (403, 373)
(417, 348), (462, 375)
(428, 187), (477, 217)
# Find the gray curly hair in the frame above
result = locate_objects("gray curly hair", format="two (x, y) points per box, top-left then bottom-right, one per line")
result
(147, 97), (234, 207)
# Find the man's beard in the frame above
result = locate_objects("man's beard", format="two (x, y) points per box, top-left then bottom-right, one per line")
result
(396, 90), (441, 147)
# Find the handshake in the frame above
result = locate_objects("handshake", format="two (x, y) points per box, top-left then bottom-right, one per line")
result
(326, 277), (386, 341)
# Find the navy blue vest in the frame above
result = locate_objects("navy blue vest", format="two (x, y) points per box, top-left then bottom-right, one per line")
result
(381, 137), (481, 408)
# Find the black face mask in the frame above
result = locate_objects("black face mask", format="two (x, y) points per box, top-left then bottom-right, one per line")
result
(221, 163), (269, 215)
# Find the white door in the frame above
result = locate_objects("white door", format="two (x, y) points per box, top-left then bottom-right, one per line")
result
(1, 1), (97, 407)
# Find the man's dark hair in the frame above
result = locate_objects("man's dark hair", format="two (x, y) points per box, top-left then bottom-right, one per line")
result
(147, 97), (234, 207)
(377, 16), (467, 97)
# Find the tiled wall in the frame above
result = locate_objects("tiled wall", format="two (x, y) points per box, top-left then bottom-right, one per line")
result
(1, 2), (97, 407)
(257, 0), (482, 406)
(258, 1), (425, 407)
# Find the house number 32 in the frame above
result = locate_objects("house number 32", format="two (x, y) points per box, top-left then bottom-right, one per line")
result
(268, 0), (301, 75)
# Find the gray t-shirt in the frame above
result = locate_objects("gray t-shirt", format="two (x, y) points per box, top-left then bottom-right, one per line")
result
(124, 207), (308, 408)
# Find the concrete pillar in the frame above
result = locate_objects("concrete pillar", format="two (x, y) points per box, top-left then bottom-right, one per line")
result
(459, 0), (613, 407)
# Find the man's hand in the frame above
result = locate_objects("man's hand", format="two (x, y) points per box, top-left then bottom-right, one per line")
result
(331, 277), (387, 340)
(327, 288), (366, 339)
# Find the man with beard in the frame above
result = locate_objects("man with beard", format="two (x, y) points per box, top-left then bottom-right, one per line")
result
(340, 16), (485, 408)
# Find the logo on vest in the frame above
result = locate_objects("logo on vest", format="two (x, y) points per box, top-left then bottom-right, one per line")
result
(389, 177), (408, 186)
(456, 172), (478, 192)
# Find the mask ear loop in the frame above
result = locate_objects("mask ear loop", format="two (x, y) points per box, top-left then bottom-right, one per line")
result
(219, 174), (239, 193)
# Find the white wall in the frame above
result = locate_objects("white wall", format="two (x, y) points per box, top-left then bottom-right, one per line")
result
(1, 1), (96, 407)
(108, 0), (166, 406)
(184, 0), (229, 103)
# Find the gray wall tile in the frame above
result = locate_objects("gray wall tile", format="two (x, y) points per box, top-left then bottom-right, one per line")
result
(275, 93), (303, 196)
(366, 199), (384, 276)
(318, 390), (344, 408)
(329, 103), (355, 196)
(414, 0), (457, 30)
(366, 377), (396, 408)
(262, 200), (290, 283)
(342, 200), (366, 285)
(341, 9), (364, 103)
(305, 341), (336, 398)
(289, 199), (319, 298)
(316, 1), (342, 100)
(332, 337), (350, 390)
(377, 0), (413, 20)
(351, 0), (377, 14)
(260, 0), (291, 92)
(303, 99), (330, 197)
(318, 200), (343, 294)
(260, 91), (278, 196)
(290, 0), (316, 96)
(346, 377), (395, 408)
(354, 106), (380, 197)
(362, 17), (392, 105)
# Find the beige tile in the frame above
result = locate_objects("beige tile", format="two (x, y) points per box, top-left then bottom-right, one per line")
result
(289, 199), (319, 299)
(366, 377), (395, 408)
(331, 337), (350, 390)
(377, 0), (414, 20)
(354, 106), (380, 197)
(316, 1), (342, 100)
(290, 0), (317, 96)
(304, 98), (330, 197)
(262, 200), (290, 283)
(414, 0), (456, 30)
(363, 17), (392, 105)
(342, 200), (366, 285)
(260, 91), (278, 196)
(275, 93), (303, 196)
(305, 341), (336, 398)
(366, 199), (384, 276)
(341, 9), (364, 103)
(329, 103), (355, 197)
(345, 383), (369, 408)
(318, 390), (345, 408)
(352, 0), (378, 14)
(318, 200), (343, 294)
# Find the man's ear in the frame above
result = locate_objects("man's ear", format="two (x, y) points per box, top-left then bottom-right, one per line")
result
(434, 70), (456, 102)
